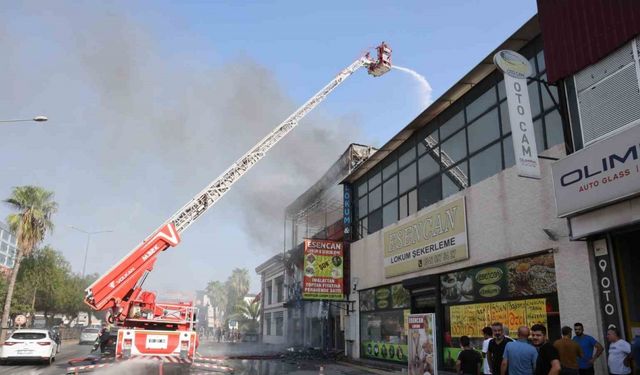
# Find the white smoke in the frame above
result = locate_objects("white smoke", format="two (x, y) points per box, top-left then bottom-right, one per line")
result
(393, 65), (433, 108)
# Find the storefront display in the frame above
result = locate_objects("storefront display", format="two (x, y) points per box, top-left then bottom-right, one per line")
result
(360, 283), (411, 363)
(408, 313), (437, 375)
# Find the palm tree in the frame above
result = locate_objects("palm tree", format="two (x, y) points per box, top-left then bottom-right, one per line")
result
(224, 268), (250, 319)
(1, 186), (57, 340)
(233, 298), (260, 333)
(205, 280), (227, 326)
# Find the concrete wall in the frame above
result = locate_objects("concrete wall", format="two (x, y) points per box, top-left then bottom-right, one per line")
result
(346, 145), (599, 362)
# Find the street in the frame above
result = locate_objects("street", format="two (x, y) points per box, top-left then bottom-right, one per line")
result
(0, 340), (94, 375)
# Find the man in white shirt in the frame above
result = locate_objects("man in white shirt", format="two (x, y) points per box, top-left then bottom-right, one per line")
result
(606, 328), (632, 375)
(483, 327), (494, 375)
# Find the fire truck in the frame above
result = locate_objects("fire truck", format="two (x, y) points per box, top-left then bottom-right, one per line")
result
(76, 42), (391, 371)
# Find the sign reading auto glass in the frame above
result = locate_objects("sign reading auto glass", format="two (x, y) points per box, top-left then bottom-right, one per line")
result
(494, 50), (541, 179)
(383, 197), (468, 278)
(303, 239), (344, 300)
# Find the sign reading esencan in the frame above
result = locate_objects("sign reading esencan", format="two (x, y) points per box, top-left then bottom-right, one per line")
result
(552, 124), (640, 217)
(383, 197), (468, 278)
(303, 239), (344, 300)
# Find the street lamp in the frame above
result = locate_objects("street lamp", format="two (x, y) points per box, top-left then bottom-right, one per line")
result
(0, 116), (48, 123)
(69, 225), (113, 277)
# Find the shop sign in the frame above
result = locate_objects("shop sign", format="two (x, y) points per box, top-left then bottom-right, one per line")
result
(383, 197), (468, 278)
(343, 184), (353, 240)
(592, 239), (624, 332)
(449, 298), (547, 338)
(408, 313), (437, 375)
(494, 50), (541, 179)
(552, 124), (640, 217)
(359, 283), (410, 312)
(302, 239), (344, 300)
(362, 340), (408, 363)
(440, 253), (556, 304)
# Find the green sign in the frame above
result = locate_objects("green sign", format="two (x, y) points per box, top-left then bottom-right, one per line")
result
(362, 340), (408, 363)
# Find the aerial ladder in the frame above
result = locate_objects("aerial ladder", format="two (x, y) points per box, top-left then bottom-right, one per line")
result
(81, 42), (392, 366)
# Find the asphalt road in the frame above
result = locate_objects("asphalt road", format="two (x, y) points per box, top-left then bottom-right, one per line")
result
(0, 340), (94, 375)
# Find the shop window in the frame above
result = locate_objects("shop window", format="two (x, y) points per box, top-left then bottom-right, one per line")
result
(500, 100), (511, 135)
(369, 186), (382, 212)
(528, 81), (541, 118)
(536, 50), (546, 73)
(368, 209), (383, 234)
(498, 80), (506, 101)
(540, 74), (559, 111)
(469, 143), (502, 185)
(613, 231), (640, 332)
(358, 196), (368, 218)
(418, 175), (442, 210)
(466, 88), (497, 122)
(274, 311), (284, 336)
(399, 194), (408, 220)
(441, 130), (467, 165)
(265, 313), (272, 335)
(383, 200), (398, 227)
(399, 145), (416, 169)
(545, 110), (564, 148)
(442, 162), (467, 198)
(503, 136), (515, 168)
(369, 170), (382, 190)
(383, 176), (398, 204)
(359, 284), (411, 363)
(399, 162), (417, 194)
(275, 276), (284, 303)
(468, 109), (500, 153)
(358, 218), (368, 239)
(408, 189), (418, 216)
(440, 111), (465, 139)
(357, 181), (367, 197)
(417, 130), (438, 156)
(266, 285), (273, 305)
(382, 158), (397, 180)
(418, 153), (440, 182)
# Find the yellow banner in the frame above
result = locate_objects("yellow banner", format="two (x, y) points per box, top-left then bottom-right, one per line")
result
(449, 298), (547, 337)
(383, 198), (468, 278)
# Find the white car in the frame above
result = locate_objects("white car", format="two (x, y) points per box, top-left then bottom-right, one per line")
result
(0, 329), (58, 365)
(79, 327), (100, 345)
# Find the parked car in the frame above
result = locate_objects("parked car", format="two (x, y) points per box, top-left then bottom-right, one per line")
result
(0, 329), (58, 365)
(79, 327), (100, 345)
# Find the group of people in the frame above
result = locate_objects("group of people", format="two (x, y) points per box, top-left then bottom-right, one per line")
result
(455, 322), (639, 375)
(199, 326), (241, 343)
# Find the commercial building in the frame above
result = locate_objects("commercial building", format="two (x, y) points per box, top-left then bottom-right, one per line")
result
(540, 0), (640, 340)
(342, 14), (604, 373)
(255, 254), (287, 345)
(0, 222), (18, 275)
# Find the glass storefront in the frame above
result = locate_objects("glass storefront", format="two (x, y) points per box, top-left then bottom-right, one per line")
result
(439, 253), (560, 370)
(611, 228), (640, 338)
(359, 283), (411, 363)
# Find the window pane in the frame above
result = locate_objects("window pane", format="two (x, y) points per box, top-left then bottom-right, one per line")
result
(382, 158), (397, 180)
(500, 100), (511, 135)
(418, 153), (440, 182)
(0, 243), (6, 253)
(383, 175), (397, 204)
(442, 173), (461, 199)
(368, 170), (382, 190)
(399, 162), (417, 194)
(503, 136), (515, 168)
(418, 176), (442, 210)
(440, 111), (465, 139)
(398, 145), (416, 169)
(357, 181), (367, 197)
(536, 50), (545, 72)
(383, 200), (398, 227)
(534, 118), (545, 151)
(545, 110), (564, 147)
(442, 161), (467, 198)
(529, 81), (541, 118)
(468, 109), (500, 153)
(540, 74), (559, 110)
(359, 218), (368, 239)
(1, 231), (8, 241)
(408, 189), (418, 215)
(417, 130), (439, 155)
(399, 194), (408, 220)
(368, 209), (383, 234)
(466, 88), (497, 122)
(498, 80), (506, 101)
(470, 143), (502, 184)
(440, 130), (467, 164)
(369, 186), (382, 211)
(529, 57), (537, 75)
(358, 196), (368, 218)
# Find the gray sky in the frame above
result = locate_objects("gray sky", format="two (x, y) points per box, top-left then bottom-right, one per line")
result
(1, 1), (536, 297)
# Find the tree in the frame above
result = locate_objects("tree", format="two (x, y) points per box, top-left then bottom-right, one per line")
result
(205, 280), (227, 326)
(233, 298), (261, 333)
(224, 268), (250, 321)
(1, 186), (57, 339)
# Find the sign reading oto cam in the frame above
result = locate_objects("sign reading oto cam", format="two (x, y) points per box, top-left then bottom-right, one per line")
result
(383, 197), (468, 278)
(303, 239), (344, 300)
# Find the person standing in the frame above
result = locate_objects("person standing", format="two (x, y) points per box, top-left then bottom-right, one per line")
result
(483, 327), (494, 375)
(457, 335), (482, 375)
(501, 326), (538, 375)
(606, 328), (632, 375)
(531, 324), (561, 375)
(554, 326), (583, 375)
(572, 323), (604, 375)
(489, 323), (514, 375)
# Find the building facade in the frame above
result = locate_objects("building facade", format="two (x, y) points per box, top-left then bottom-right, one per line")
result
(255, 254), (287, 345)
(0, 222), (18, 275)
(342, 15), (605, 374)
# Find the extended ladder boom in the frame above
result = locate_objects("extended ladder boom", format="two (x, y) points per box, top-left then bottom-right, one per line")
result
(84, 43), (392, 322)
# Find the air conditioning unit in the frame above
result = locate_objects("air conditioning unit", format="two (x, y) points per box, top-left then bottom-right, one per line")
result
(574, 36), (640, 146)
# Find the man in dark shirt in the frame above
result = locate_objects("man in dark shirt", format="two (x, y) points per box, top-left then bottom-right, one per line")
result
(457, 335), (482, 375)
(532, 324), (561, 375)
(489, 322), (514, 375)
